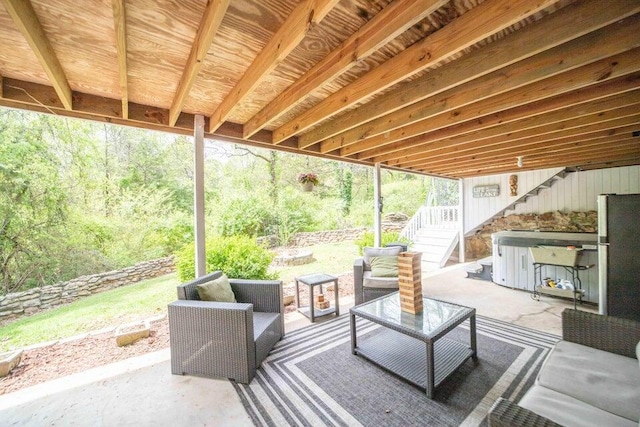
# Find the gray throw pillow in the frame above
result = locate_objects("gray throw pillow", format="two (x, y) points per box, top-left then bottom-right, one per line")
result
(196, 273), (236, 303)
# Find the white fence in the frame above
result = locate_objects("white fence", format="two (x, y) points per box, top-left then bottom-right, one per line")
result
(400, 206), (459, 242)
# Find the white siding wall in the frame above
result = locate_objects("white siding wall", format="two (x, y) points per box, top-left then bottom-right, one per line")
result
(463, 167), (563, 233)
(463, 165), (640, 233)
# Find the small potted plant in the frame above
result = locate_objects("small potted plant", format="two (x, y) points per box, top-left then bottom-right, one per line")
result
(297, 173), (319, 192)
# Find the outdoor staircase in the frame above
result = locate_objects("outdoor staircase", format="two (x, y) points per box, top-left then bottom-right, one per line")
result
(400, 206), (459, 269)
(468, 168), (571, 234)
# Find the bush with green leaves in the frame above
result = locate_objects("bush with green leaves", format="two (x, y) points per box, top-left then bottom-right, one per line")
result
(215, 197), (275, 237)
(175, 235), (277, 282)
(354, 231), (409, 255)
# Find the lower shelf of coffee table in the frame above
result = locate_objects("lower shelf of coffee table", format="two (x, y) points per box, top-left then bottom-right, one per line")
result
(354, 328), (473, 390)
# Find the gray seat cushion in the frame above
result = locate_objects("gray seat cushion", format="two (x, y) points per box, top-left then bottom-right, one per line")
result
(253, 312), (281, 366)
(362, 271), (399, 289)
(520, 385), (637, 427)
(536, 340), (640, 422)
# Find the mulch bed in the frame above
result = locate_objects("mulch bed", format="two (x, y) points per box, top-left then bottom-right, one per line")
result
(0, 274), (354, 396)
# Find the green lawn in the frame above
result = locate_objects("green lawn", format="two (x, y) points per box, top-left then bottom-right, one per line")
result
(0, 241), (358, 352)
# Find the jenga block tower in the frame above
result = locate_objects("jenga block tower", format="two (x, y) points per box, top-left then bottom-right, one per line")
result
(397, 252), (423, 314)
(315, 294), (330, 310)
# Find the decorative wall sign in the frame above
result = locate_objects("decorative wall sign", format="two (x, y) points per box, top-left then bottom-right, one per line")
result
(473, 184), (500, 198)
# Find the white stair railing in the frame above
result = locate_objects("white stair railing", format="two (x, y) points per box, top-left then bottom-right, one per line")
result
(400, 206), (459, 242)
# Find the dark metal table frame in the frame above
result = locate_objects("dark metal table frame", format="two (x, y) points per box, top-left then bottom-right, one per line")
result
(294, 273), (339, 323)
(350, 293), (477, 398)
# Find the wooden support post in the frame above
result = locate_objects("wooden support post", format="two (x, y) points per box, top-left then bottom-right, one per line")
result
(458, 178), (466, 263)
(374, 162), (382, 247)
(194, 115), (206, 278)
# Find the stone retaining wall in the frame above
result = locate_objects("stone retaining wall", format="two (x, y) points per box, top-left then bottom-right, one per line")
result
(465, 210), (597, 259)
(0, 257), (175, 323)
(289, 223), (406, 247)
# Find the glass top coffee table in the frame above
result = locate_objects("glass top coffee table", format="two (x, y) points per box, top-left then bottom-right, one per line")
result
(350, 292), (477, 398)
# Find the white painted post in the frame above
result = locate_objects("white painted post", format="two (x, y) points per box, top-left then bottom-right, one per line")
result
(458, 178), (466, 263)
(194, 115), (206, 278)
(373, 163), (382, 247)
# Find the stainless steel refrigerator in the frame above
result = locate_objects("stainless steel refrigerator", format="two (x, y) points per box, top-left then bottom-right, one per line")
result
(598, 194), (640, 321)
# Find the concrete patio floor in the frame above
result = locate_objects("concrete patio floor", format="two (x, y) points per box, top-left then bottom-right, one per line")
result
(0, 262), (596, 426)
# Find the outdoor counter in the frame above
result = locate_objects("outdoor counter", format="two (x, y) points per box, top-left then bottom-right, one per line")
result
(491, 231), (599, 304)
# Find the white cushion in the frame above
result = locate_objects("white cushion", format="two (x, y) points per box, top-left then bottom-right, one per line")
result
(537, 340), (640, 422)
(362, 271), (398, 289)
(520, 385), (637, 427)
(363, 246), (402, 270)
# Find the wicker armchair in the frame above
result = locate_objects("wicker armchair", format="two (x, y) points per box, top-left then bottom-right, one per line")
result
(168, 271), (284, 384)
(488, 309), (640, 427)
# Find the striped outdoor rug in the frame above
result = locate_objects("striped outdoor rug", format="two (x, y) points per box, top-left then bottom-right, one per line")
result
(233, 314), (559, 427)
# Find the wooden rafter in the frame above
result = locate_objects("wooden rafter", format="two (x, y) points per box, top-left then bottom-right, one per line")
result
(364, 76), (640, 163)
(396, 117), (640, 169)
(340, 47), (640, 164)
(0, 0), (72, 110)
(207, 0), (340, 133)
(324, 12), (640, 155)
(274, 0), (562, 146)
(169, 0), (230, 127)
(428, 144), (640, 176)
(303, 0), (640, 150)
(243, 0), (448, 139)
(376, 91), (640, 166)
(111, 0), (128, 119)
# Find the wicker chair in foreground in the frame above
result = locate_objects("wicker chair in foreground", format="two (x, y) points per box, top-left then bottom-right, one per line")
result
(168, 271), (284, 384)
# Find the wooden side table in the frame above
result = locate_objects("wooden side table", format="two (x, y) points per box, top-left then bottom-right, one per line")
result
(294, 273), (339, 323)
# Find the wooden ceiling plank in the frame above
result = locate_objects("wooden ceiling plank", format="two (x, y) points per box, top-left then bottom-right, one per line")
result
(417, 138), (639, 173)
(276, 0), (559, 145)
(112, 0), (129, 119)
(303, 0), (640, 149)
(429, 147), (640, 177)
(243, 0), (448, 139)
(169, 0), (231, 127)
(342, 49), (640, 163)
(207, 0), (340, 133)
(328, 15), (640, 154)
(363, 76), (640, 162)
(401, 120), (640, 169)
(385, 98), (640, 166)
(0, 0), (73, 110)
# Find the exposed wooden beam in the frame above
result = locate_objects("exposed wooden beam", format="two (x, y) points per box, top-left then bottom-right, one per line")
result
(399, 119), (640, 169)
(243, 0), (448, 139)
(275, 0), (558, 145)
(0, 78), (379, 170)
(207, 0), (340, 133)
(410, 137), (640, 173)
(0, 74), (3, 98)
(382, 93), (640, 166)
(112, 0), (129, 119)
(363, 76), (640, 162)
(326, 15), (640, 154)
(432, 145), (640, 177)
(340, 49), (640, 164)
(169, 0), (230, 126)
(0, 0), (73, 110)
(301, 0), (640, 149)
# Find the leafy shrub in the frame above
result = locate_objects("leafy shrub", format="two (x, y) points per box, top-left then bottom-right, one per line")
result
(354, 231), (409, 255)
(175, 235), (277, 282)
(216, 198), (275, 237)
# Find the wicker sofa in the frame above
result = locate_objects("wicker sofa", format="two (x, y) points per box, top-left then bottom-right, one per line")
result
(353, 245), (403, 305)
(168, 271), (284, 384)
(489, 309), (640, 427)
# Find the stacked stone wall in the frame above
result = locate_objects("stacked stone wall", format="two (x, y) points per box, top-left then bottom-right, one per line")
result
(0, 257), (175, 323)
(465, 211), (597, 259)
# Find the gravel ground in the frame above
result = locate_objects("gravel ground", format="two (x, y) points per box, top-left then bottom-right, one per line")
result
(0, 273), (354, 396)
